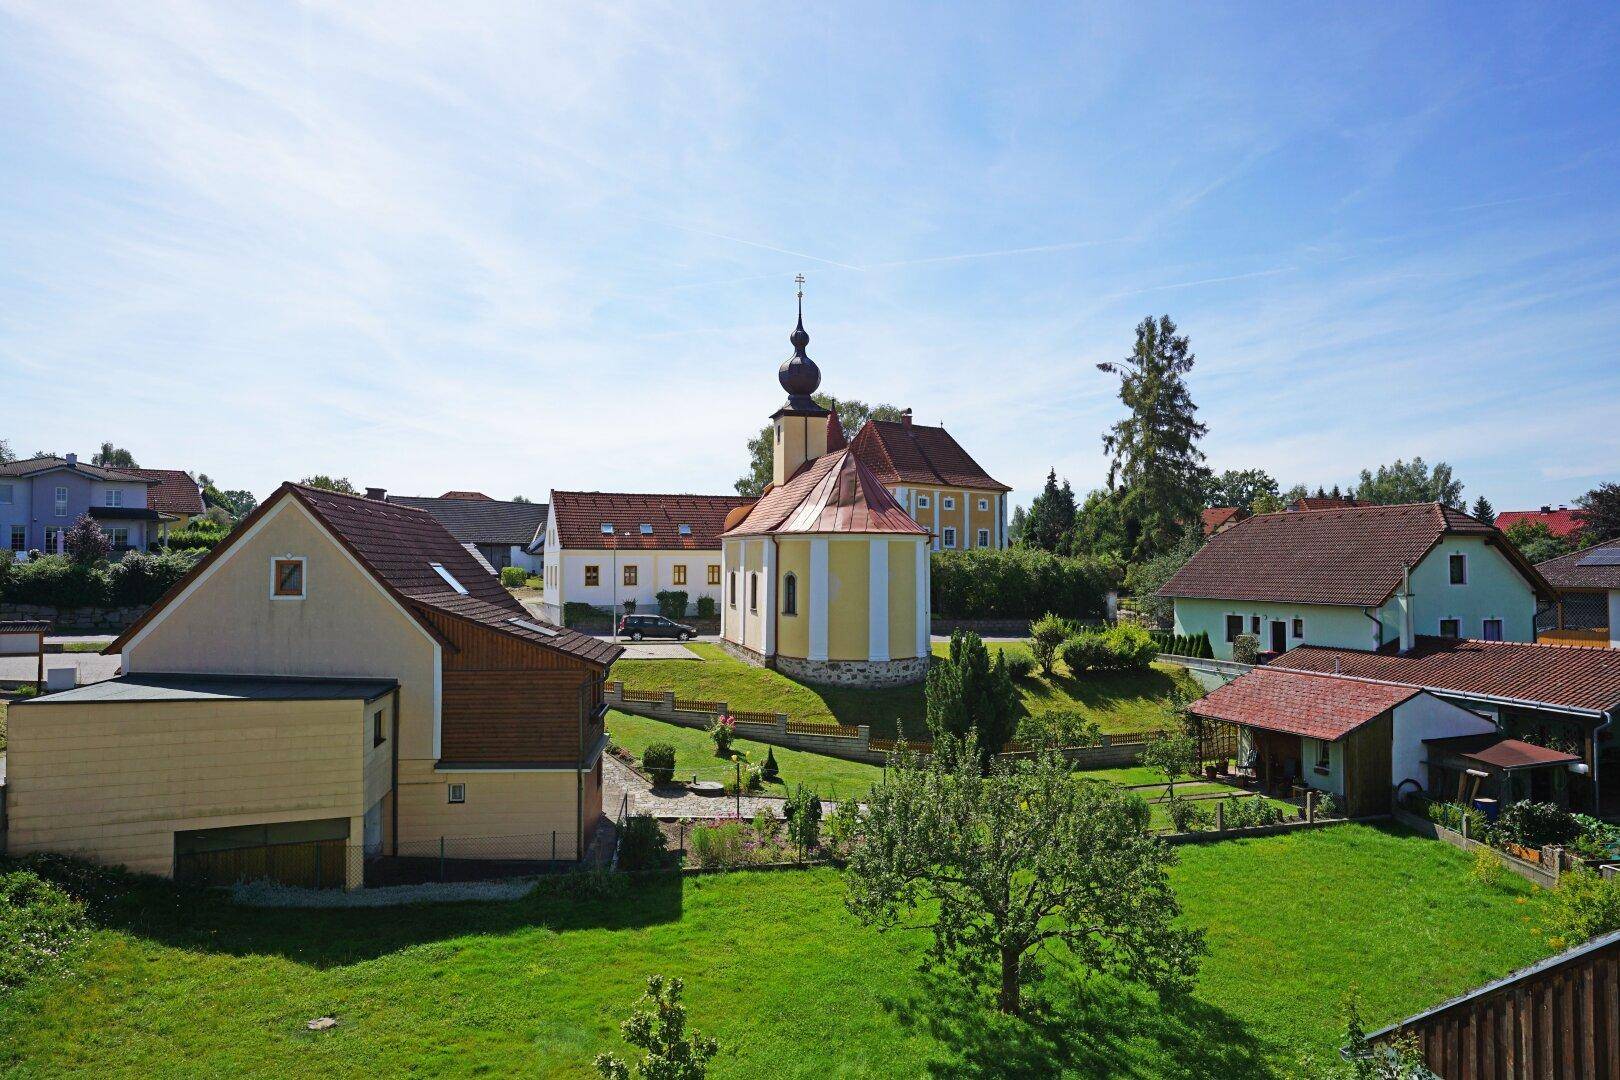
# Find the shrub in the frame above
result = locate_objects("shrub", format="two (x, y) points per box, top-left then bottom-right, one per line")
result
(785, 786), (823, 855)
(564, 602), (608, 628)
(1494, 800), (1582, 850)
(0, 868), (88, 992)
(642, 742), (677, 786)
(1058, 631), (1111, 674)
(1001, 646), (1035, 681)
(695, 596), (717, 619)
(1230, 633), (1260, 665)
(1541, 868), (1620, 948)
(1, 555), (110, 607)
(709, 715), (736, 756)
(760, 746), (779, 781)
(655, 590), (688, 619)
(163, 520), (230, 553)
(688, 821), (749, 868)
(617, 814), (671, 872)
(1014, 708), (1099, 748)
(499, 565), (528, 588)
(106, 549), (200, 606)
(930, 547), (1112, 620)
(64, 514), (111, 565)
(594, 974), (718, 1080)
(1470, 845), (1508, 889)
(1312, 791), (1338, 819)
(825, 798), (863, 856)
(1165, 795), (1211, 832)
(1191, 630), (1214, 659)
(1101, 623), (1158, 670)
(925, 630), (1019, 766)
(1405, 795), (1492, 841)
(1571, 814), (1620, 861)
(1223, 794), (1286, 830)
(1029, 612), (1074, 676)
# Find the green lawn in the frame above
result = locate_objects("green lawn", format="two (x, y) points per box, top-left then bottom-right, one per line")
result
(607, 709), (884, 804)
(0, 825), (1555, 1078)
(612, 642), (1199, 740)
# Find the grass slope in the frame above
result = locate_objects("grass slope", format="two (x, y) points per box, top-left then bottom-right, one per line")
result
(607, 709), (884, 803)
(0, 826), (1554, 1078)
(613, 643), (1198, 740)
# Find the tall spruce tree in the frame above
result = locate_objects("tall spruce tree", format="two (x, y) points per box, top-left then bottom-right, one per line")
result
(1023, 469), (1078, 552)
(1098, 315), (1210, 560)
(1470, 496), (1496, 525)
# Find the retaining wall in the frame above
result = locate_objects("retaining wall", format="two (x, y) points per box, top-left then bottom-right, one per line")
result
(1391, 805), (1561, 888)
(0, 603), (146, 633)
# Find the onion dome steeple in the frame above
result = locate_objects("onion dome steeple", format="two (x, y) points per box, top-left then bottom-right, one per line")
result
(774, 275), (830, 418)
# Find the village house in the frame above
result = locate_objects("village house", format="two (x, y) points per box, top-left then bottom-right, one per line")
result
(1, 454), (174, 555)
(1535, 537), (1620, 649)
(384, 489), (549, 574)
(1161, 502), (1552, 660)
(846, 412), (1010, 551)
(537, 490), (752, 625)
(4, 483), (620, 889)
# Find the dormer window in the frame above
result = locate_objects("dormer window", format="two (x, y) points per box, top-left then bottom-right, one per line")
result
(429, 562), (469, 595)
(678, 524), (692, 536)
(640, 524), (654, 535)
(601, 523), (614, 534)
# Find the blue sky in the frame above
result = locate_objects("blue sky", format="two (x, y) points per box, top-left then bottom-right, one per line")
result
(2, 3), (1618, 511)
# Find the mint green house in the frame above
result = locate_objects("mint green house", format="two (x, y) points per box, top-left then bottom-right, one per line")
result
(1160, 503), (1552, 660)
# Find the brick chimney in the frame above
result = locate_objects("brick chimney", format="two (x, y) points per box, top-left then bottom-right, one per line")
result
(365, 487), (387, 501)
(900, 408), (913, 428)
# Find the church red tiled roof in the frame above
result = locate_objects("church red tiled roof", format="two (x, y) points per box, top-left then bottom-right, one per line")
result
(849, 417), (1009, 492)
(724, 448), (928, 537)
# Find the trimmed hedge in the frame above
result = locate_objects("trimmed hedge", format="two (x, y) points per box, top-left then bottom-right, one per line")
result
(1059, 624), (1159, 673)
(0, 550), (200, 609)
(498, 566), (529, 588)
(655, 590), (688, 619)
(931, 548), (1112, 620)
(1148, 629), (1214, 659)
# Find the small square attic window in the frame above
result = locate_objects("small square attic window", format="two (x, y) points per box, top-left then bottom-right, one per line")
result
(429, 562), (469, 595)
(601, 523), (614, 534)
(678, 524), (692, 536)
(640, 524), (654, 535)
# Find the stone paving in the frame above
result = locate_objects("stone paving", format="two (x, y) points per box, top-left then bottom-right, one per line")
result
(603, 753), (792, 819)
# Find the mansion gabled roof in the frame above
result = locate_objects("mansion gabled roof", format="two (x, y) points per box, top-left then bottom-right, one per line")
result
(1536, 538), (1620, 592)
(0, 456), (159, 483)
(1160, 502), (1549, 607)
(119, 468), (206, 516)
(723, 448), (928, 537)
(848, 418), (1009, 493)
(550, 491), (754, 551)
(387, 494), (549, 548)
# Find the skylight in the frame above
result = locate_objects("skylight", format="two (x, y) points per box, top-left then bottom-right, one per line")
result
(600, 523), (614, 534)
(508, 617), (558, 637)
(429, 562), (469, 595)
(640, 523), (654, 535)
(678, 524), (692, 536)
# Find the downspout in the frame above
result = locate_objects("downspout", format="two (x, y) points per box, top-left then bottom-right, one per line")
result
(1362, 608), (1383, 649)
(1591, 707), (1613, 814)
(1399, 564), (1415, 653)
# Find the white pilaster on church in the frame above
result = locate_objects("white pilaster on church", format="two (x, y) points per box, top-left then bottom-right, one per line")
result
(914, 538), (930, 658)
(868, 541), (889, 662)
(809, 538), (829, 661)
(761, 540), (777, 657)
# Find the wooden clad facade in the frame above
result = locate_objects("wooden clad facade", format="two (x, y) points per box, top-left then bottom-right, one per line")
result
(1341, 712), (1393, 817)
(420, 608), (606, 765)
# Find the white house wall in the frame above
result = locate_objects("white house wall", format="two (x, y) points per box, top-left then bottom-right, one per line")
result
(1392, 692), (1497, 794)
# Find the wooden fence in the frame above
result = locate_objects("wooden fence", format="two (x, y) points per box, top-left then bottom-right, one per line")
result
(1366, 928), (1620, 1079)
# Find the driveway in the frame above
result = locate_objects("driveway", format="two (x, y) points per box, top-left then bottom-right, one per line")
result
(615, 641), (703, 660)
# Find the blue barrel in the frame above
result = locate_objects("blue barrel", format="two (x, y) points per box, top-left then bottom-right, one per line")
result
(1472, 797), (1499, 821)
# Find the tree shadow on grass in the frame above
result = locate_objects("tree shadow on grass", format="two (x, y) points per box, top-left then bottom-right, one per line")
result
(885, 969), (1278, 1080)
(14, 854), (687, 969)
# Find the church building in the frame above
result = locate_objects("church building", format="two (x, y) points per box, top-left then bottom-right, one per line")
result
(719, 296), (932, 687)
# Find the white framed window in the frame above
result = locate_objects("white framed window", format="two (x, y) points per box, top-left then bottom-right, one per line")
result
(1313, 741), (1330, 774)
(1225, 614), (1244, 643)
(105, 489), (124, 507)
(748, 572), (758, 613)
(916, 495), (930, 509)
(43, 526), (63, 552)
(447, 783), (466, 804)
(0, 482), (13, 504)
(1292, 617), (1305, 638)
(942, 526), (957, 549)
(271, 556), (306, 600)
(1250, 615), (1261, 634)
(54, 486), (68, 517)
(1482, 618), (1503, 642)
(976, 528), (990, 548)
(1448, 553), (1467, 585)
(1439, 618), (1461, 638)
(9, 526), (23, 552)
(107, 527), (129, 546)
(978, 498), (989, 511)
(943, 496), (956, 511)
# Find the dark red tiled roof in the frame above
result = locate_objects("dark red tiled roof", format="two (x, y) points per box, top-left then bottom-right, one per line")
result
(119, 468), (206, 516)
(1202, 506), (1248, 536)
(1536, 538), (1620, 591)
(1187, 666), (1420, 741)
(551, 491), (753, 550)
(1423, 733), (1581, 770)
(107, 484), (619, 668)
(1496, 509), (1586, 539)
(1272, 637), (1620, 714)
(1160, 503), (1541, 607)
(724, 448), (929, 537)
(1294, 496), (1362, 510)
(849, 418), (1009, 492)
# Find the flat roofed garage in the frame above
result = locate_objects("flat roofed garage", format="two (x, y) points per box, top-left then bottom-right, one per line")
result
(5, 674), (398, 890)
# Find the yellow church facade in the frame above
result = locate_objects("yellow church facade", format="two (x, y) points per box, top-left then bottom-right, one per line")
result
(719, 300), (931, 687)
